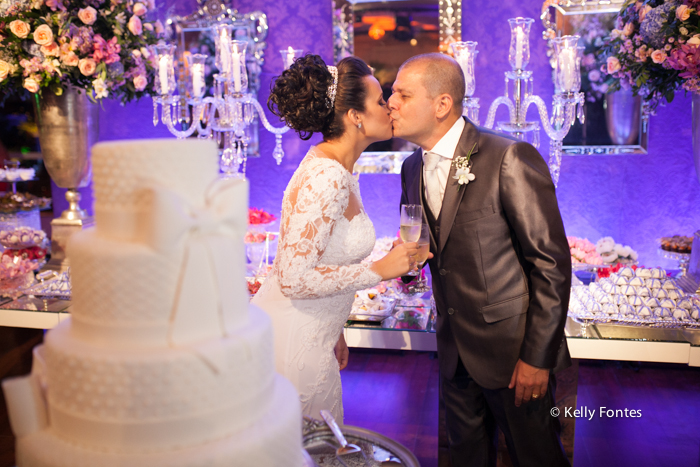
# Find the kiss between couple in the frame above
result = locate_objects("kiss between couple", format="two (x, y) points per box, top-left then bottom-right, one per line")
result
(252, 53), (572, 467)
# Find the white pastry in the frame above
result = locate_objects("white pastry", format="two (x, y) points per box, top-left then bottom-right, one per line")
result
(661, 280), (676, 290)
(614, 275), (629, 286)
(652, 288), (669, 299)
(673, 308), (690, 320)
(635, 268), (652, 279)
(613, 294), (629, 305)
(667, 289), (683, 300)
(619, 266), (635, 278)
(628, 295), (644, 307)
(628, 276), (645, 286)
(650, 268), (667, 279)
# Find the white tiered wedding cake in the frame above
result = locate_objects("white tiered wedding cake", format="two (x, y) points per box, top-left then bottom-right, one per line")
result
(2, 139), (303, 467)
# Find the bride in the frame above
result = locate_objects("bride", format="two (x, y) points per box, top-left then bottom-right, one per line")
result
(252, 54), (421, 423)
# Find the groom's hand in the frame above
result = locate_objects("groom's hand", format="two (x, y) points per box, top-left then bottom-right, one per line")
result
(508, 359), (549, 407)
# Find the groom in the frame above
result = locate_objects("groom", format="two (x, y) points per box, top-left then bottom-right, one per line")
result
(390, 53), (571, 467)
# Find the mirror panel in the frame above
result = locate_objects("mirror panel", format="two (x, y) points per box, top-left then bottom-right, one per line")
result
(333, 0), (459, 172)
(542, 1), (649, 155)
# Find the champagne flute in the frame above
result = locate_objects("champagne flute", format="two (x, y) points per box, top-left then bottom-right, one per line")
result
(400, 204), (422, 276)
(400, 204), (422, 242)
(411, 225), (432, 290)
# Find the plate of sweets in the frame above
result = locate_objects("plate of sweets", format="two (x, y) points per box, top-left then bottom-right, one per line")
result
(0, 192), (51, 213)
(382, 309), (429, 330)
(660, 235), (692, 254)
(0, 227), (48, 249)
(349, 288), (396, 322)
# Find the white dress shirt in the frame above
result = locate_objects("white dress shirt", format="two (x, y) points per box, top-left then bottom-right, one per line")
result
(423, 117), (465, 216)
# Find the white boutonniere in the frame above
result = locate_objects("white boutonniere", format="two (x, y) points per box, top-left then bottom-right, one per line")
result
(452, 142), (477, 190)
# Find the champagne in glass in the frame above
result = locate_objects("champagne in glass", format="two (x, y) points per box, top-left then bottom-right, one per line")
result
(415, 224), (431, 267)
(400, 204), (422, 243)
(400, 224), (421, 243)
(401, 205), (422, 276)
(410, 224), (431, 281)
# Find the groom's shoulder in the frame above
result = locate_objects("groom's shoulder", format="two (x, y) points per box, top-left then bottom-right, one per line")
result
(401, 147), (423, 170)
(474, 124), (519, 147)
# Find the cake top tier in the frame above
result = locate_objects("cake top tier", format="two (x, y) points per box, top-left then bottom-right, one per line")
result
(91, 139), (219, 241)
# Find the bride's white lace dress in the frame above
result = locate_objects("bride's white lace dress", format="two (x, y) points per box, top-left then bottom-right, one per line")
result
(252, 147), (381, 423)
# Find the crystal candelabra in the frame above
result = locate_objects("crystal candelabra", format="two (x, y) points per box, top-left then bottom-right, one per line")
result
(451, 17), (585, 187)
(152, 25), (304, 178)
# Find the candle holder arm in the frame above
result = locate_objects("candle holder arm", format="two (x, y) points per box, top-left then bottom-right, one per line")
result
(484, 97), (516, 130)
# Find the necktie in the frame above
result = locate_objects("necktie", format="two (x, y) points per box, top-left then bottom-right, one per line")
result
(423, 151), (443, 217)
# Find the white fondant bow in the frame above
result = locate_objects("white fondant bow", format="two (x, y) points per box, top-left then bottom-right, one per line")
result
(145, 177), (248, 368)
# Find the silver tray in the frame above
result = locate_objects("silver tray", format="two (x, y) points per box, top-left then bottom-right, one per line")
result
(302, 417), (418, 467)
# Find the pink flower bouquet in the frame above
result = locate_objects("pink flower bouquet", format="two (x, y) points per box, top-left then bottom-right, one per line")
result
(0, 0), (163, 104)
(567, 236), (604, 265)
(599, 0), (700, 111)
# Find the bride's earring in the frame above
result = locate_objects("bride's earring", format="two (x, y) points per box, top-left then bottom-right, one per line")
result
(357, 122), (362, 129)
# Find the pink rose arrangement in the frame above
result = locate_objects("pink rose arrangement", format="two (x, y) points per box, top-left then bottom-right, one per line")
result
(246, 208), (278, 244)
(0, 0), (163, 104)
(567, 236), (604, 265)
(599, 0), (700, 111)
(248, 207), (277, 225)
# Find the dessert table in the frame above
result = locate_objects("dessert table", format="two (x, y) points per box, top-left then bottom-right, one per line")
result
(344, 319), (700, 366)
(1, 298), (696, 367)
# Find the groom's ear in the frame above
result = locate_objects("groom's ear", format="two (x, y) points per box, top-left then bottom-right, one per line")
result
(435, 93), (454, 119)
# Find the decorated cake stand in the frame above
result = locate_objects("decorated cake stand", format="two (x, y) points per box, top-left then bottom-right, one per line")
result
(658, 248), (691, 276)
(303, 417), (419, 467)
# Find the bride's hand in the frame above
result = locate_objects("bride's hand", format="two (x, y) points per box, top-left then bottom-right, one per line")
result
(334, 334), (349, 371)
(371, 242), (422, 280)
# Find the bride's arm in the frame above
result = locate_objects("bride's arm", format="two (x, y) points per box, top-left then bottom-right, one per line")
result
(276, 163), (381, 299)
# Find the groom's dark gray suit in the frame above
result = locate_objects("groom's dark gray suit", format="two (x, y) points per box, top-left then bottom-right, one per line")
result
(400, 117), (571, 466)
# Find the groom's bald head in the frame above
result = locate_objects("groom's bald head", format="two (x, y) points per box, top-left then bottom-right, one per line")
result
(399, 53), (465, 116)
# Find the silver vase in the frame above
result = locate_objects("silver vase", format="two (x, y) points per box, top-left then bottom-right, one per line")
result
(35, 87), (99, 271)
(605, 89), (641, 145)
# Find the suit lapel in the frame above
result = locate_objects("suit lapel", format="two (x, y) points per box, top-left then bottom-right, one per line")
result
(438, 118), (480, 253)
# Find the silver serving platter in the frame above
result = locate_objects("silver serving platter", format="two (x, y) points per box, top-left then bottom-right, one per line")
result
(302, 417), (419, 467)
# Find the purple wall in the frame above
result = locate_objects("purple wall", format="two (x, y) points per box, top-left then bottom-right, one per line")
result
(93, 0), (699, 269)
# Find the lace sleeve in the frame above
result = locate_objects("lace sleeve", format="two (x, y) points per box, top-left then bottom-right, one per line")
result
(276, 161), (381, 299)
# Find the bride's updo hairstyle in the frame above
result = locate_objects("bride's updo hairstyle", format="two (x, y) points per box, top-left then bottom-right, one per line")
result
(268, 54), (372, 141)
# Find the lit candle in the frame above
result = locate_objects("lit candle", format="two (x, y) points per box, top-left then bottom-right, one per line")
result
(159, 55), (170, 94)
(192, 63), (205, 97)
(220, 29), (231, 74)
(560, 48), (575, 92)
(515, 27), (524, 70)
(285, 46), (295, 69)
(232, 50), (241, 92)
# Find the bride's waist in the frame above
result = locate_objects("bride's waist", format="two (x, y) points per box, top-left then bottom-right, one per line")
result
(254, 274), (355, 308)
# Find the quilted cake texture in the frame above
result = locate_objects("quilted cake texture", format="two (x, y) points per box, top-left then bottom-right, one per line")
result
(2, 139), (303, 467)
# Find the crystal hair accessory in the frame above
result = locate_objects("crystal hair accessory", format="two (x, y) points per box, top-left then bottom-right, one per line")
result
(327, 65), (338, 108)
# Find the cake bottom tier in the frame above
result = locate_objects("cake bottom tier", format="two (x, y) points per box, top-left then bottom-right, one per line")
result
(17, 375), (304, 467)
(42, 309), (275, 452)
